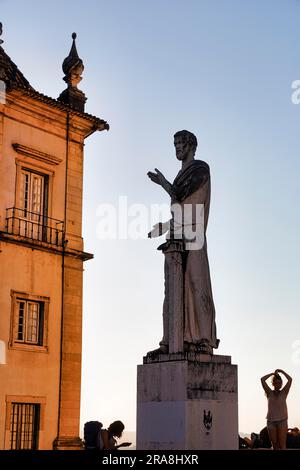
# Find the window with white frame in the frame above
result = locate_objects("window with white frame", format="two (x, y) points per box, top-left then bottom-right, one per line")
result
(20, 169), (47, 219)
(10, 292), (49, 351)
(16, 299), (43, 345)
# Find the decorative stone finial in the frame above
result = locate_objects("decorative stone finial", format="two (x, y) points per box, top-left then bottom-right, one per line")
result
(0, 23), (3, 45)
(62, 32), (84, 88)
(58, 32), (87, 112)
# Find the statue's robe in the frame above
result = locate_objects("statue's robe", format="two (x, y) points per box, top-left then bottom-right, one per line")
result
(160, 160), (219, 350)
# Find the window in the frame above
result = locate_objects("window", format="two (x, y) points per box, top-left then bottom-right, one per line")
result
(16, 300), (44, 345)
(5, 396), (46, 450)
(10, 291), (49, 352)
(20, 168), (48, 220)
(18, 169), (49, 241)
(10, 403), (40, 450)
(6, 160), (64, 245)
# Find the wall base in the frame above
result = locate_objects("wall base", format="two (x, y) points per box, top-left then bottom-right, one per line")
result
(53, 436), (84, 450)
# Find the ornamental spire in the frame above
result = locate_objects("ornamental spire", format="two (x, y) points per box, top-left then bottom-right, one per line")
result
(58, 32), (86, 112)
(62, 33), (83, 87)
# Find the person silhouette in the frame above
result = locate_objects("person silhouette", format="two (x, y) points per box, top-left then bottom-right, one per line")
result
(98, 421), (131, 450)
(261, 369), (292, 449)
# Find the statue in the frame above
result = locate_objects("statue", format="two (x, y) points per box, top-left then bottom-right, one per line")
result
(147, 130), (219, 355)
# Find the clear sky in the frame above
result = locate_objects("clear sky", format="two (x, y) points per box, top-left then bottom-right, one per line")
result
(2, 0), (300, 435)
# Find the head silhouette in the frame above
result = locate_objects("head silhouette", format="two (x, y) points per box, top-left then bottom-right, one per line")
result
(272, 373), (282, 391)
(108, 420), (125, 438)
(174, 130), (198, 161)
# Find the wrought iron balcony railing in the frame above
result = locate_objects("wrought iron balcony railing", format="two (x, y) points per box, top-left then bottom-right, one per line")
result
(5, 207), (64, 247)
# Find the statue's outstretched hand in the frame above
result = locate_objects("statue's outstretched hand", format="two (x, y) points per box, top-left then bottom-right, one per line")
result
(148, 221), (170, 238)
(147, 168), (167, 187)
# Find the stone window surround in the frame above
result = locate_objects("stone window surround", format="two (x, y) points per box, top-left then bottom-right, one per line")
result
(14, 157), (54, 221)
(9, 290), (50, 353)
(5, 395), (46, 450)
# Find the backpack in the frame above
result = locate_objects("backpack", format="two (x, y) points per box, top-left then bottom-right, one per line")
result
(84, 421), (103, 449)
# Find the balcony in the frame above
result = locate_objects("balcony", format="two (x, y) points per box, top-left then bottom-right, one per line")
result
(5, 207), (64, 247)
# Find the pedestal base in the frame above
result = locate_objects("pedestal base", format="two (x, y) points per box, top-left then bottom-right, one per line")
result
(137, 353), (238, 450)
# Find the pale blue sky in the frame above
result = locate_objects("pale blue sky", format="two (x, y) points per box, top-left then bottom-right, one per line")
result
(2, 0), (300, 434)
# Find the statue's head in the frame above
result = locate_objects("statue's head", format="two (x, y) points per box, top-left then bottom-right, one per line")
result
(174, 130), (198, 161)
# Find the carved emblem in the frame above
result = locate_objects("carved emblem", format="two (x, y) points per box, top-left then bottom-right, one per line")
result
(203, 410), (212, 431)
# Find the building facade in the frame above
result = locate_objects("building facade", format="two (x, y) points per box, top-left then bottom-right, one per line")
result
(0, 29), (108, 449)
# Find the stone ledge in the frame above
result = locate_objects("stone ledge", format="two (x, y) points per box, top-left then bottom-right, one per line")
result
(53, 436), (84, 450)
(143, 352), (232, 365)
(0, 232), (93, 261)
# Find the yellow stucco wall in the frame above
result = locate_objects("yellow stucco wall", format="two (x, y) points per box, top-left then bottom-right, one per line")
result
(0, 244), (62, 449)
(0, 88), (98, 449)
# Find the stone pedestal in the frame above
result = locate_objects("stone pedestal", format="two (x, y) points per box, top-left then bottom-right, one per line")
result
(136, 353), (238, 450)
(161, 242), (184, 353)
